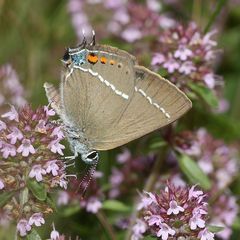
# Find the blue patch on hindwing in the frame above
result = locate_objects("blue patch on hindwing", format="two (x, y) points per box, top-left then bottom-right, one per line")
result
(71, 50), (87, 66)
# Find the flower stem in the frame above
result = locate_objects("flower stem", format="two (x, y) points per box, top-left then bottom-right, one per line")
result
(204, 0), (228, 33)
(96, 210), (117, 240)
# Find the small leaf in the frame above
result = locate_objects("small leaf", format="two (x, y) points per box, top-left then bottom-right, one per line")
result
(188, 83), (218, 108)
(179, 154), (211, 190)
(60, 205), (81, 217)
(0, 192), (14, 208)
(149, 140), (167, 150)
(26, 229), (42, 240)
(27, 179), (47, 201)
(207, 225), (225, 233)
(46, 195), (57, 212)
(102, 200), (130, 212)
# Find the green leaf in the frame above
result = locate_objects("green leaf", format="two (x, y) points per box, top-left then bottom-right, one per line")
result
(0, 192), (14, 208)
(179, 154), (211, 190)
(207, 225), (225, 233)
(149, 140), (167, 150)
(46, 195), (57, 212)
(27, 179), (47, 201)
(188, 83), (218, 108)
(102, 200), (130, 212)
(60, 205), (81, 217)
(26, 229), (42, 240)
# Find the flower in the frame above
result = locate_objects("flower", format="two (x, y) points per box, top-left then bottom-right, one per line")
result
(29, 213), (45, 227)
(0, 64), (26, 113)
(137, 184), (213, 239)
(86, 197), (102, 213)
(45, 160), (60, 176)
(0, 178), (4, 190)
(51, 223), (60, 240)
(151, 22), (223, 94)
(166, 200), (184, 215)
(198, 228), (215, 240)
(157, 223), (175, 240)
(1, 105), (19, 122)
(29, 164), (47, 182)
(17, 139), (36, 157)
(1, 143), (16, 158)
(131, 219), (147, 240)
(57, 191), (70, 205)
(48, 140), (65, 155)
(6, 127), (23, 144)
(17, 219), (31, 237)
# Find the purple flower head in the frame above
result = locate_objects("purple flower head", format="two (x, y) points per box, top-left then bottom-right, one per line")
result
(0, 105), (67, 232)
(48, 140), (65, 155)
(17, 219), (31, 237)
(86, 197), (102, 213)
(138, 184), (213, 239)
(151, 22), (223, 94)
(0, 64), (26, 112)
(51, 223), (60, 240)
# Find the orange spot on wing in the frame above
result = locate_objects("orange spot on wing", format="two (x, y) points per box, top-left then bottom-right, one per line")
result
(100, 57), (107, 64)
(109, 60), (115, 65)
(87, 54), (98, 64)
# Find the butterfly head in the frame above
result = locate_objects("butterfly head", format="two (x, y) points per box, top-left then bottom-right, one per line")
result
(82, 150), (99, 165)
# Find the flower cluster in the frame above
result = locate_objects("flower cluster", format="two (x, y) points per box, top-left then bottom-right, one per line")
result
(0, 105), (67, 236)
(151, 22), (222, 92)
(133, 184), (214, 240)
(0, 64), (26, 114)
(68, 0), (175, 44)
(108, 148), (155, 199)
(58, 170), (103, 214)
(174, 128), (239, 190)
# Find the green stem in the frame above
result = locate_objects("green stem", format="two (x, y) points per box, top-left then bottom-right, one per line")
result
(96, 210), (117, 240)
(125, 149), (166, 240)
(204, 0), (228, 33)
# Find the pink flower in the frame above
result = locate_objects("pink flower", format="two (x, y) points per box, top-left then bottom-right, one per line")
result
(179, 61), (196, 75)
(167, 200), (184, 215)
(1, 105), (19, 122)
(198, 228), (215, 240)
(17, 219), (31, 237)
(1, 143), (16, 158)
(116, 148), (131, 163)
(86, 197), (102, 213)
(146, 215), (163, 226)
(163, 58), (180, 73)
(35, 120), (47, 133)
(157, 223), (175, 240)
(189, 213), (206, 230)
(151, 53), (165, 66)
(110, 168), (124, 186)
(121, 27), (142, 42)
(17, 139), (36, 157)
(0, 120), (6, 131)
(0, 178), (4, 190)
(29, 213), (45, 227)
(48, 140), (65, 155)
(29, 165), (46, 182)
(203, 73), (216, 89)
(44, 106), (55, 116)
(57, 191), (70, 205)
(189, 185), (203, 199)
(50, 223), (60, 240)
(59, 175), (68, 189)
(6, 127), (23, 144)
(50, 126), (65, 140)
(174, 45), (192, 61)
(132, 219), (147, 239)
(45, 160), (60, 176)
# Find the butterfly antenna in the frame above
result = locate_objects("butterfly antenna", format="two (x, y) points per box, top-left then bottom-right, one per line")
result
(81, 160), (98, 198)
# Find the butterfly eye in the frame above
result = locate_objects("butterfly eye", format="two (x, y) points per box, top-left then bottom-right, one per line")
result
(62, 50), (70, 62)
(86, 151), (99, 163)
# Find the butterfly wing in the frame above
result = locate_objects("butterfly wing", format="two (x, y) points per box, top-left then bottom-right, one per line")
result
(89, 65), (192, 150)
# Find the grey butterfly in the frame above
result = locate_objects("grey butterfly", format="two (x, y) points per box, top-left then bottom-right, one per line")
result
(44, 35), (192, 165)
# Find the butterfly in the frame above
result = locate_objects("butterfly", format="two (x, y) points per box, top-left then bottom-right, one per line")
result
(44, 32), (192, 165)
